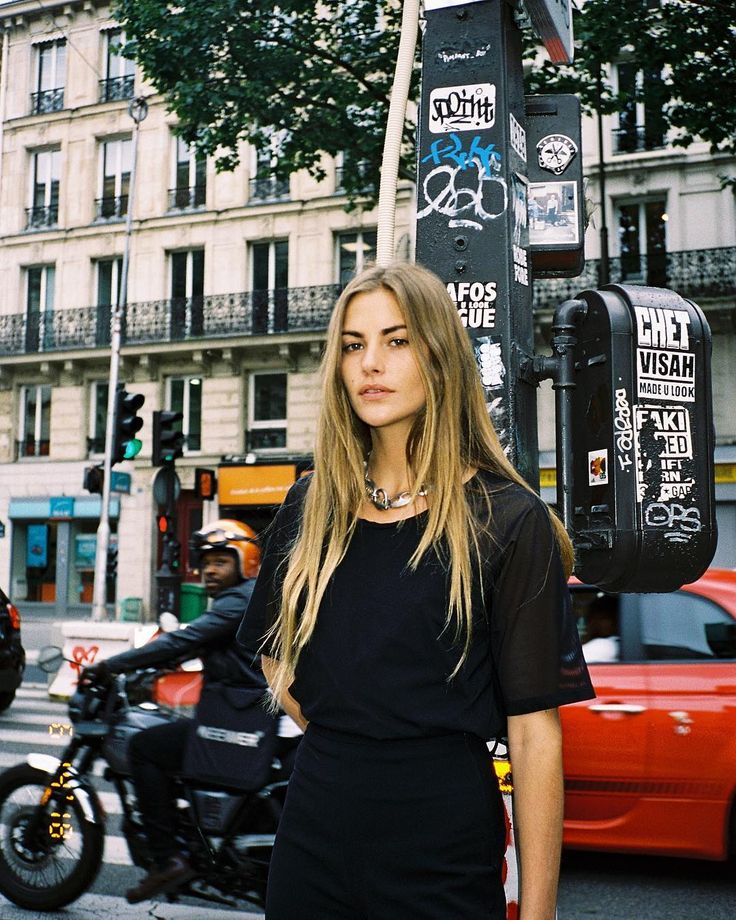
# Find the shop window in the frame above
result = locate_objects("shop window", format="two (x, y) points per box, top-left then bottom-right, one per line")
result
(18, 385), (51, 458)
(337, 229), (377, 287)
(168, 376), (202, 452)
(247, 372), (287, 450)
(16, 521), (57, 603)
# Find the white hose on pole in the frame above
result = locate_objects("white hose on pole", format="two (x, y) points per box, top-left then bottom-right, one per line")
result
(376, 0), (420, 266)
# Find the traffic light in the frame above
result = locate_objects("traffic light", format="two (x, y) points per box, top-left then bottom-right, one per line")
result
(106, 542), (118, 581)
(195, 467), (216, 501)
(83, 465), (104, 494)
(152, 410), (185, 466)
(112, 389), (145, 465)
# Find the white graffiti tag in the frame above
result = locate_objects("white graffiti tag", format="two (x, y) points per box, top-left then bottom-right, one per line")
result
(417, 159), (508, 231)
(644, 502), (702, 542)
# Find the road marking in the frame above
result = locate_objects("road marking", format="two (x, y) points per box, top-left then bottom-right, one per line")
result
(0, 889), (263, 918)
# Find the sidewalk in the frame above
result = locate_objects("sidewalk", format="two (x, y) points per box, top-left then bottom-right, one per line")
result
(0, 893), (263, 919)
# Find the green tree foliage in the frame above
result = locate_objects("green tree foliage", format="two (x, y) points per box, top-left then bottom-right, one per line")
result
(526, 0), (736, 166)
(115, 0), (736, 202)
(114, 0), (417, 203)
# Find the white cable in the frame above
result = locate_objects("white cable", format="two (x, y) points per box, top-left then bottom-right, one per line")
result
(376, 0), (420, 266)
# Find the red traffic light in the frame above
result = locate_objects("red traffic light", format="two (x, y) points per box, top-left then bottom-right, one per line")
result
(157, 514), (170, 534)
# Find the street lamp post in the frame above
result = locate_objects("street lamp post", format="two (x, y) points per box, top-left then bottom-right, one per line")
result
(91, 96), (149, 622)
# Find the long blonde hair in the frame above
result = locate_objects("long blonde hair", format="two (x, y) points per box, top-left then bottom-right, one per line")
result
(266, 262), (573, 700)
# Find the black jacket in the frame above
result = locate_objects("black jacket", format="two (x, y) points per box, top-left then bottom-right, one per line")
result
(105, 580), (265, 688)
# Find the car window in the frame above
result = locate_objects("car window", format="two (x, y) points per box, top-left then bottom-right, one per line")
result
(570, 589), (621, 664)
(638, 592), (736, 660)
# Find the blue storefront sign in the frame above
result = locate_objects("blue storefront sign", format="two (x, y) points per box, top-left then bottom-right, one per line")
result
(50, 497), (75, 519)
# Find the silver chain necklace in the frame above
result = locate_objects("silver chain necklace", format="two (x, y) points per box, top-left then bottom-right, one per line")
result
(364, 463), (427, 511)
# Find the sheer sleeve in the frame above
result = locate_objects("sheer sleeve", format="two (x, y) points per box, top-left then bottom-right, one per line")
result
(236, 475), (311, 658)
(488, 493), (594, 717)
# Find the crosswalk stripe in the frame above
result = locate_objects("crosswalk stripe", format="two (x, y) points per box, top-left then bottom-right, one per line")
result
(1, 728), (71, 747)
(0, 890), (263, 918)
(0, 711), (69, 726)
(0, 751), (108, 775)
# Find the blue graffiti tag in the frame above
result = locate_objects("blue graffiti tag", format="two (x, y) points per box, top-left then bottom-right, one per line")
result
(420, 133), (502, 176)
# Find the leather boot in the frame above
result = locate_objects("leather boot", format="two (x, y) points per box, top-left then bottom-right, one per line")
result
(125, 853), (196, 904)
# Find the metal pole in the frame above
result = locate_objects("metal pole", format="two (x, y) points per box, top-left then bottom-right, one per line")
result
(91, 97), (148, 621)
(596, 64), (610, 286)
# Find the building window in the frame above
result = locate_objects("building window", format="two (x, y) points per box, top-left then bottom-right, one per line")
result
(617, 199), (667, 285)
(27, 149), (60, 229)
(334, 152), (373, 195)
(99, 30), (135, 102)
(337, 230), (377, 287)
(94, 257), (123, 347)
(18, 385), (51, 458)
(612, 63), (667, 154)
(25, 265), (55, 352)
(249, 140), (290, 202)
(170, 249), (205, 339)
(31, 40), (66, 114)
(97, 138), (132, 220)
(89, 381), (109, 454)
(168, 137), (207, 210)
(168, 376), (202, 452)
(252, 240), (288, 333)
(248, 372), (287, 450)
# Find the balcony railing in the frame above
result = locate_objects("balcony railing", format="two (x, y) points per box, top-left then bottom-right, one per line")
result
(95, 195), (129, 221)
(25, 204), (59, 230)
(30, 87), (64, 115)
(99, 75), (135, 103)
(167, 185), (207, 211)
(611, 124), (666, 155)
(248, 176), (290, 202)
(334, 163), (374, 195)
(0, 284), (341, 357)
(532, 246), (736, 312)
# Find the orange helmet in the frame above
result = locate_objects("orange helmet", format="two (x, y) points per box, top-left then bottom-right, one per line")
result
(189, 518), (260, 579)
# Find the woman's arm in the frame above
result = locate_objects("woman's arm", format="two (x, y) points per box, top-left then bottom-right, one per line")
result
(507, 707), (564, 920)
(262, 655), (309, 732)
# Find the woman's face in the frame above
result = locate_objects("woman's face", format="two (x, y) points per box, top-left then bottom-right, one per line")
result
(340, 288), (427, 439)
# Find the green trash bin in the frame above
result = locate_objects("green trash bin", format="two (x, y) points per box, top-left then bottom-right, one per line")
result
(180, 583), (208, 623)
(119, 597), (143, 622)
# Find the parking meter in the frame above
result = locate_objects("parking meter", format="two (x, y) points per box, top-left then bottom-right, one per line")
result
(570, 284), (717, 592)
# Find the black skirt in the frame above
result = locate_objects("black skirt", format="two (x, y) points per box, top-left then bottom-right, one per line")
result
(266, 724), (507, 920)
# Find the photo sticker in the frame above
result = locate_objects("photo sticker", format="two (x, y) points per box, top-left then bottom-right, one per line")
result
(588, 449), (609, 486)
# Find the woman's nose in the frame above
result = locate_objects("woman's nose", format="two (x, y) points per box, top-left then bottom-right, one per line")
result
(361, 339), (384, 372)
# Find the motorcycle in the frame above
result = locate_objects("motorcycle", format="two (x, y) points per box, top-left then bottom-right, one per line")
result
(0, 647), (291, 911)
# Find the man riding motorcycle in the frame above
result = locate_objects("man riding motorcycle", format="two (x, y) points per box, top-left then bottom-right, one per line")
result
(83, 519), (266, 904)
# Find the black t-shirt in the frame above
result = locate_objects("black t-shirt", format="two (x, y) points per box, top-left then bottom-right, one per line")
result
(237, 471), (594, 741)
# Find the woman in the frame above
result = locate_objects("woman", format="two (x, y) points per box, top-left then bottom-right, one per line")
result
(237, 262), (594, 919)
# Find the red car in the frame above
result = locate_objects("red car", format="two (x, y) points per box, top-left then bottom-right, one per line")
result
(563, 569), (736, 860)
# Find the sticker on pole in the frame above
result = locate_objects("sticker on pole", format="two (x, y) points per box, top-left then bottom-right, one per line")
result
(588, 449), (609, 486)
(429, 83), (496, 134)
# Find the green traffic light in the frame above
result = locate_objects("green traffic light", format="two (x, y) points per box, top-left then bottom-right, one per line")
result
(124, 438), (143, 460)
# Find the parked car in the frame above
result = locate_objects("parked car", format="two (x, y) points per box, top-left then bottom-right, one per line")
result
(562, 568), (736, 861)
(0, 587), (25, 712)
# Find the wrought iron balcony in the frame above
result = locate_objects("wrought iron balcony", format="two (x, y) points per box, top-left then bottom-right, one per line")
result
(0, 284), (341, 357)
(334, 163), (374, 195)
(167, 185), (207, 211)
(611, 124), (665, 155)
(99, 75), (135, 103)
(95, 195), (129, 221)
(248, 176), (290, 202)
(532, 246), (736, 312)
(25, 204), (59, 230)
(30, 87), (64, 115)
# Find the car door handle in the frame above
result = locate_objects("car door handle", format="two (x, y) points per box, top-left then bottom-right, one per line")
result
(588, 703), (646, 714)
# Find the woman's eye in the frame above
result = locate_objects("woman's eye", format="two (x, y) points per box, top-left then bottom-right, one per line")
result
(389, 337), (409, 347)
(341, 341), (362, 353)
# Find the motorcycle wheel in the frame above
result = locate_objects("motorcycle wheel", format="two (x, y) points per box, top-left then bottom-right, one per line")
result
(0, 763), (104, 910)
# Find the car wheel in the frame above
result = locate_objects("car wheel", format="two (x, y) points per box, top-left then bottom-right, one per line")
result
(0, 691), (16, 713)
